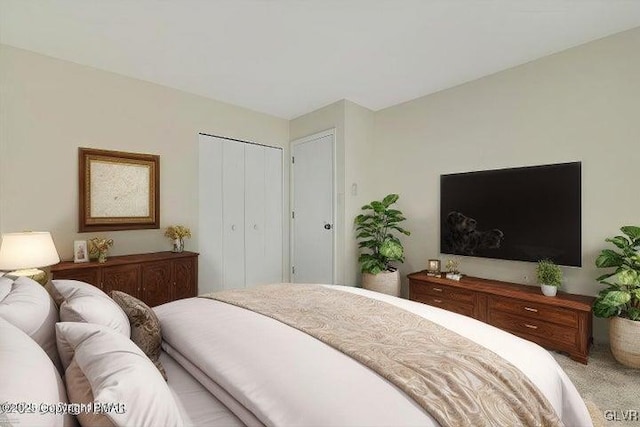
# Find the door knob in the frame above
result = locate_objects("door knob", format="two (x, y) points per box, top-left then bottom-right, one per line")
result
(324, 223), (333, 230)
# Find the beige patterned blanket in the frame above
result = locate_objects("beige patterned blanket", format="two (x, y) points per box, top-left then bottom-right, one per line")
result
(201, 284), (562, 427)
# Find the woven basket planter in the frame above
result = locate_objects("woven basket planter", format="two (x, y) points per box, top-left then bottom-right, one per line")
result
(362, 270), (400, 297)
(610, 316), (640, 368)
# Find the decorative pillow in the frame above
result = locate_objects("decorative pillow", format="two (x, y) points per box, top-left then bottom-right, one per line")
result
(51, 279), (130, 335)
(0, 318), (74, 427)
(0, 275), (62, 372)
(110, 291), (167, 380)
(51, 280), (131, 370)
(56, 322), (184, 427)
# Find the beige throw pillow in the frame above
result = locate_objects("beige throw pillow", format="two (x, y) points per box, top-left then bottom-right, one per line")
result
(56, 322), (183, 427)
(110, 290), (167, 380)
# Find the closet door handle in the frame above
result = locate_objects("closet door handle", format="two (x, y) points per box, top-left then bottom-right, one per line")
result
(231, 225), (236, 231)
(253, 224), (258, 230)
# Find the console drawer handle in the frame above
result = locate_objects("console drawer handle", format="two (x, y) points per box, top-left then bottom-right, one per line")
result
(433, 288), (443, 292)
(524, 323), (538, 329)
(524, 307), (538, 313)
(433, 299), (443, 303)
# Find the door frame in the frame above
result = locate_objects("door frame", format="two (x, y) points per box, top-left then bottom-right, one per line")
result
(290, 129), (337, 284)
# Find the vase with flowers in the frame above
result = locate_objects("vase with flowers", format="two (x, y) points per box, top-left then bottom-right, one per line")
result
(88, 237), (114, 263)
(165, 225), (192, 253)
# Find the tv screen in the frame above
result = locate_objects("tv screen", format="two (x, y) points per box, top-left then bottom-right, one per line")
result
(440, 162), (581, 267)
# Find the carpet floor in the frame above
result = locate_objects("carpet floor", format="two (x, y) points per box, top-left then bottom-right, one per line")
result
(552, 344), (640, 427)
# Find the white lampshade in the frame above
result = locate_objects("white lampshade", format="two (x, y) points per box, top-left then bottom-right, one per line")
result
(0, 232), (61, 270)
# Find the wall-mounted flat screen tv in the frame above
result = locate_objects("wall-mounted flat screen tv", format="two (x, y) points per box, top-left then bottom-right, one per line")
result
(440, 162), (581, 267)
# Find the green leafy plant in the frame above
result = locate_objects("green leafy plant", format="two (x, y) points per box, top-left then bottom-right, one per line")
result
(536, 259), (562, 287)
(354, 194), (410, 275)
(593, 226), (640, 321)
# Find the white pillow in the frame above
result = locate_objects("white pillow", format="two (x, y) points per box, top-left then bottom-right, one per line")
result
(57, 322), (183, 427)
(51, 280), (130, 335)
(0, 318), (74, 427)
(0, 275), (62, 372)
(51, 280), (131, 371)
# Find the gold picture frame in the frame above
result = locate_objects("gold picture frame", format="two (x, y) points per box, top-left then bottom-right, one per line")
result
(79, 148), (160, 232)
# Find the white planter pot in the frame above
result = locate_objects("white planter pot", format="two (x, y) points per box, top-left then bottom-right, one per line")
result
(540, 284), (558, 297)
(610, 316), (640, 368)
(362, 270), (400, 297)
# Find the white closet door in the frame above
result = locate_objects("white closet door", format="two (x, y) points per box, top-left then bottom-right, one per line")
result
(222, 141), (245, 289)
(198, 135), (224, 292)
(244, 144), (266, 286)
(264, 147), (283, 283)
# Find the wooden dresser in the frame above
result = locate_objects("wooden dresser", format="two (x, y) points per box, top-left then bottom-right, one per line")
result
(408, 272), (595, 364)
(51, 251), (198, 307)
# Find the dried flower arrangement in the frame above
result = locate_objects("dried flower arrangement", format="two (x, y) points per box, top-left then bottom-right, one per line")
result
(88, 237), (114, 263)
(164, 225), (192, 240)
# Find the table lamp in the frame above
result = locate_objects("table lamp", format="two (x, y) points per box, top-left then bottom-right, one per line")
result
(0, 231), (61, 285)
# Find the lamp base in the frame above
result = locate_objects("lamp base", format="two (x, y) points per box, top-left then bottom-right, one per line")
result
(8, 268), (48, 285)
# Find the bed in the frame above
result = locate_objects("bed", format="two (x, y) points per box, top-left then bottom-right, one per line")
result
(0, 275), (592, 427)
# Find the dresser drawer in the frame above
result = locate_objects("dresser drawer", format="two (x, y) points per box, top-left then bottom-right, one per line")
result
(414, 294), (475, 318)
(489, 295), (578, 328)
(488, 310), (578, 351)
(412, 282), (475, 304)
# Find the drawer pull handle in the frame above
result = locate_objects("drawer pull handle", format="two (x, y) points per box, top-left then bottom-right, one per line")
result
(524, 323), (538, 329)
(524, 307), (538, 313)
(433, 299), (443, 303)
(433, 288), (443, 292)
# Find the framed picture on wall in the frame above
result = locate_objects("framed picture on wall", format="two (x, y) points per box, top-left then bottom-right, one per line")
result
(73, 240), (89, 263)
(78, 148), (160, 232)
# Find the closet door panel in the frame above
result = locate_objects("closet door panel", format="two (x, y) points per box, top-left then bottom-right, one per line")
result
(264, 147), (283, 283)
(244, 144), (266, 286)
(222, 141), (246, 289)
(198, 135), (224, 292)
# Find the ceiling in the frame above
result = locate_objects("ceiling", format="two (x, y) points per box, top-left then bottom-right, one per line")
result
(2, 1), (640, 119)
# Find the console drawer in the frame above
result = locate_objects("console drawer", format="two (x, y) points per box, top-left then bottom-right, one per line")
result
(414, 294), (475, 318)
(489, 295), (578, 328)
(488, 310), (578, 351)
(414, 283), (475, 304)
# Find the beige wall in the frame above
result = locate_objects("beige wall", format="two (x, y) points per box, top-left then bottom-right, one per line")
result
(0, 45), (289, 272)
(343, 101), (375, 285)
(371, 27), (640, 341)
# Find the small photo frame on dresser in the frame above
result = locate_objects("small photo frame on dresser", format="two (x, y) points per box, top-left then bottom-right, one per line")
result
(74, 240), (89, 263)
(427, 259), (441, 276)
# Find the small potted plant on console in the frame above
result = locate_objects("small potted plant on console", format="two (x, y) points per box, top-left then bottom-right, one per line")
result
(536, 259), (562, 297)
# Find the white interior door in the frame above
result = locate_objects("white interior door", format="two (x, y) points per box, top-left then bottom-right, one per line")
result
(292, 132), (335, 283)
(198, 135), (224, 293)
(222, 140), (245, 289)
(264, 147), (283, 283)
(244, 144), (266, 286)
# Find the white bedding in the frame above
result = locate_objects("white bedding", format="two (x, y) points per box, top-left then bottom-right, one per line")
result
(161, 351), (246, 426)
(155, 285), (592, 427)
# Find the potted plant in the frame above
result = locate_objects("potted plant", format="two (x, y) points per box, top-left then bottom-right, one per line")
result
(354, 194), (410, 296)
(593, 225), (640, 368)
(536, 259), (562, 296)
